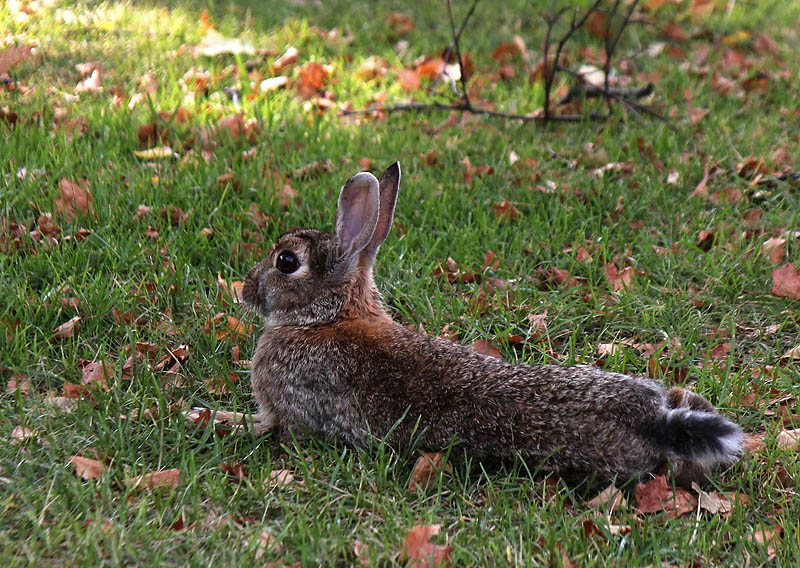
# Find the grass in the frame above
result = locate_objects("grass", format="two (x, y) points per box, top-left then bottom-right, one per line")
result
(2, 0), (799, 565)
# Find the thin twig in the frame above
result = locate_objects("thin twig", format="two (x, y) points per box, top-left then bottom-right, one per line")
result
(340, 102), (609, 123)
(445, 0), (480, 109)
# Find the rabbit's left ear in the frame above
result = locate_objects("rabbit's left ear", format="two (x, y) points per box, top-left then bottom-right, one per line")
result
(360, 162), (400, 263)
(335, 172), (380, 260)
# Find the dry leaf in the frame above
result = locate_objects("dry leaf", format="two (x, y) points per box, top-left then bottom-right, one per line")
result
(492, 200), (522, 222)
(11, 425), (35, 445)
(265, 469), (295, 489)
(259, 76), (288, 93)
(635, 475), (696, 517)
(70, 456), (107, 480)
(403, 524), (453, 568)
(127, 468), (180, 491)
(762, 238), (786, 265)
(7, 375), (33, 396)
(0, 45), (34, 74)
(587, 484), (627, 512)
(776, 429), (800, 450)
(221, 462), (246, 481)
(771, 263), (800, 299)
(133, 146), (174, 160)
(408, 453), (451, 492)
(75, 69), (103, 93)
(296, 62), (329, 99)
(56, 178), (93, 222)
(691, 482), (733, 515)
(273, 46), (299, 72)
(81, 360), (113, 391)
(605, 264), (635, 292)
(472, 338), (502, 359)
(53, 315), (81, 339)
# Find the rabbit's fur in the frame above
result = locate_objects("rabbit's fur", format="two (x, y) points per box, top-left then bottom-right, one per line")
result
(239, 162), (743, 485)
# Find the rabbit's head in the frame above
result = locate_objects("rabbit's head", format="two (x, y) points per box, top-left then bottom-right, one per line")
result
(242, 163), (400, 326)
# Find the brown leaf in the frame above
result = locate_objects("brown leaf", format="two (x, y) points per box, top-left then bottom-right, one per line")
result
(386, 13), (414, 37)
(762, 237), (786, 265)
(403, 524), (453, 568)
(691, 482), (734, 515)
(56, 178), (93, 222)
(492, 36), (527, 61)
(691, 162), (710, 198)
(204, 312), (252, 340)
(7, 375), (33, 396)
(221, 462), (246, 481)
(635, 475), (696, 517)
(771, 263), (800, 299)
(127, 468), (180, 491)
(70, 456), (107, 480)
(749, 527), (781, 561)
(408, 453), (451, 492)
(0, 45), (34, 74)
(587, 484), (627, 513)
(81, 360), (113, 391)
(53, 315), (81, 339)
(472, 338), (502, 359)
(604, 264), (635, 292)
(492, 200), (521, 222)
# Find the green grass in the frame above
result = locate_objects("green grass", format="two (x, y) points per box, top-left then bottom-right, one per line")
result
(2, 0), (800, 565)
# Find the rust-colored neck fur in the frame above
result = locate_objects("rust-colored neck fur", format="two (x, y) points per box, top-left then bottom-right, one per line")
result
(340, 264), (392, 322)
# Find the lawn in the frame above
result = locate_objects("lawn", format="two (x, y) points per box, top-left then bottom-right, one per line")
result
(2, 0), (799, 565)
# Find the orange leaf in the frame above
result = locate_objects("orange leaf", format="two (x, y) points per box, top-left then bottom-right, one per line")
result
(403, 524), (453, 568)
(472, 338), (502, 360)
(635, 475), (696, 517)
(296, 62), (329, 99)
(81, 360), (113, 391)
(127, 468), (180, 491)
(399, 68), (421, 92)
(70, 456), (107, 480)
(604, 264), (635, 292)
(492, 200), (521, 222)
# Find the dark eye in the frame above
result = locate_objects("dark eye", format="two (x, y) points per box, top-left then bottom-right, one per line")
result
(275, 250), (300, 274)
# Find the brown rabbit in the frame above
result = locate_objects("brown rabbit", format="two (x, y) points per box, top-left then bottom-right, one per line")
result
(233, 162), (742, 485)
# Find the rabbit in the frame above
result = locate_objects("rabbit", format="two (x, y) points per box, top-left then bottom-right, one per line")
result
(234, 162), (743, 486)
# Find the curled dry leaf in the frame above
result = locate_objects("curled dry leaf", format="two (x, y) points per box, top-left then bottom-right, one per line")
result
(75, 69), (103, 93)
(403, 524), (453, 568)
(472, 338), (502, 360)
(273, 46), (299, 72)
(691, 482), (733, 515)
(408, 453), (451, 492)
(259, 75), (288, 93)
(204, 312), (251, 340)
(127, 468), (180, 491)
(492, 200), (522, 222)
(296, 62), (329, 99)
(53, 315), (81, 339)
(221, 462), (246, 481)
(56, 178), (93, 222)
(635, 475), (696, 518)
(771, 263), (800, 299)
(776, 428), (800, 450)
(133, 146), (174, 160)
(70, 455), (107, 480)
(0, 45), (34, 74)
(762, 238), (786, 265)
(7, 375), (33, 396)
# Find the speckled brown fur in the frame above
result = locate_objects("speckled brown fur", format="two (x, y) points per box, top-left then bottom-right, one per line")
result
(241, 163), (743, 485)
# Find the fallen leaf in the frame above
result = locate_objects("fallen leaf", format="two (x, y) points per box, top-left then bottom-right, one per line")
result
(635, 475), (696, 517)
(70, 456), (107, 480)
(7, 375), (33, 396)
(666, 169), (680, 185)
(194, 29), (254, 57)
(492, 200), (522, 222)
(133, 146), (174, 160)
(604, 264), (635, 292)
(11, 425), (35, 444)
(587, 484), (627, 512)
(254, 529), (277, 560)
(776, 429), (800, 450)
(296, 62), (329, 99)
(403, 524), (453, 568)
(75, 69), (103, 93)
(221, 462), (246, 481)
(691, 482), (733, 515)
(265, 469), (295, 489)
(762, 238), (786, 265)
(386, 13), (414, 37)
(399, 68), (421, 91)
(749, 526), (781, 561)
(81, 360), (113, 391)
(0, 45), (34, 74)
(408, 453), (451, 492)
(353, 540), (370, 567)
(204, 312), (251, 340)
(56, 178), (93, 222)
(771, 263), (800, 299)
(53, 315), (81, 339)
(259, 76), (288, 93)
(273, 46), (299, 72)
(127, 468), (180, 491)
(472, 338), (502, 359)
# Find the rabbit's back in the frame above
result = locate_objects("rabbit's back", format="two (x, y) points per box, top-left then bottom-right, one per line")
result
(253, 318), (670, 479)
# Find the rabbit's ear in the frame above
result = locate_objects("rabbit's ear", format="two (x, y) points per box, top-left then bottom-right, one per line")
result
(335, 172), (380, 260)
(361, 162), (400, 263)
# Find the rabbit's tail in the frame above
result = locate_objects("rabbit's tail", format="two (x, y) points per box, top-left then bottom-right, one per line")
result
(651, 408), (743, 469)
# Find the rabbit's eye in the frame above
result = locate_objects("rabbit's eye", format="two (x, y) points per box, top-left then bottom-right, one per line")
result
(275, 250), (300, 274)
